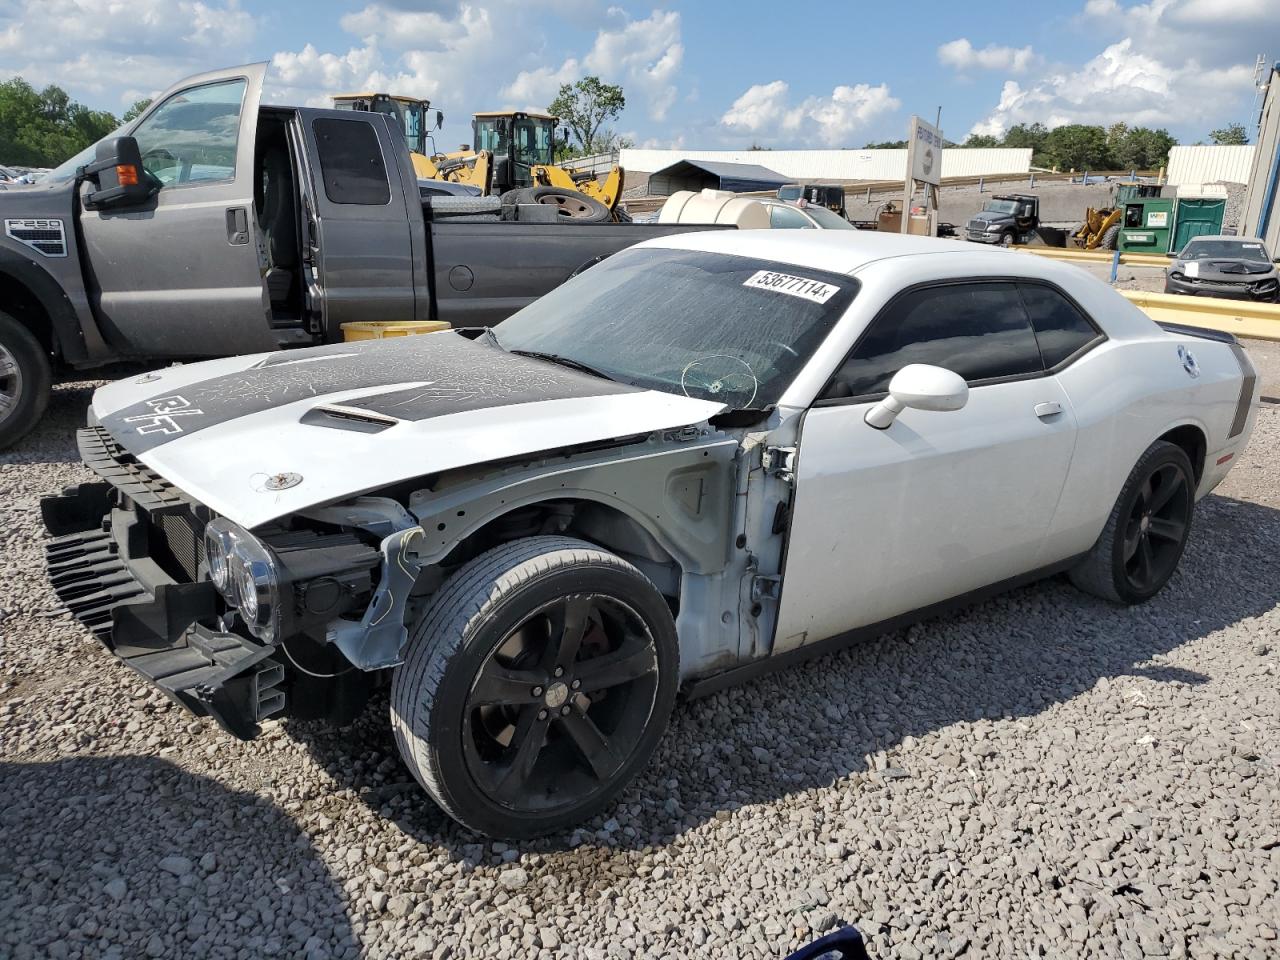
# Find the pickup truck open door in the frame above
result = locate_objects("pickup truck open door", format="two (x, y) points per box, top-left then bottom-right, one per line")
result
(77, 63), (276, 357)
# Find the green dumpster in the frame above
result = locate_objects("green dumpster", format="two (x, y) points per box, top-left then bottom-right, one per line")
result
(1118, 198), (1176, 254)
(1171, 198), (1226, 253)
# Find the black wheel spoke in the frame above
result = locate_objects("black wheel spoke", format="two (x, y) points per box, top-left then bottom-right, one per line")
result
(1148, 516), (1185, 543)
(471, 662), (546, 706)
(559, 710), (625, 782)
(574, 636), (657, 691)
(1138, 476), (1155, 511)
(1149, 468), (1185, 514)
(1122, 523), (1143, 562)
(546, 596), (593, 672)
(493, 706), (550, 802)
(1134, 536), (1155, 588)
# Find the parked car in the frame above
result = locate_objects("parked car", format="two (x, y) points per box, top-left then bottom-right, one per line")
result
(1164, 236), (1279, 302)
(44, 230), (1259, 838)
(760, 199), (858, 230)
(0, 62), (722, 449)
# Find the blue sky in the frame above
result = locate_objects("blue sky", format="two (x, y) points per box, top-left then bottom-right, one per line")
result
(2, 0), (1276, 150)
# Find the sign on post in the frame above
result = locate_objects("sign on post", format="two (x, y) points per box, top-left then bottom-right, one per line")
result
(901, 115), (943, 236)
(908, 116), (943, 186)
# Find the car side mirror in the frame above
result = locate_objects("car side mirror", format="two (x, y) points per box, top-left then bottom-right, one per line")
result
(80, 136), (152, 211)
(865, 364), (968, 429)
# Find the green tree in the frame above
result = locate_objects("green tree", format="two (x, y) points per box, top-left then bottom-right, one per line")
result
(962, 133), (1000, 148)
(1209, 122), (1249, 145)
(1002, 122), (1049, 155)
(548, 77), (625, 155)
(122, 98), (152, 123)
(1112, 126), (1177, 170)
(861, 138), (908, 149)
(1040, 124), (1110, 170)
(0, 77), (120, 167)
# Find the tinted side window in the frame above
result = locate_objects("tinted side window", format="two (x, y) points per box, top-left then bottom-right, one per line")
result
(1018, 283), (1100, 368)
(822, 281), (1042, 399)
(313, 118), (390, 205)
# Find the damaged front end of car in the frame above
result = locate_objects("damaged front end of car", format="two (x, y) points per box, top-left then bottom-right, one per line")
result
(42, 427), (388, 739)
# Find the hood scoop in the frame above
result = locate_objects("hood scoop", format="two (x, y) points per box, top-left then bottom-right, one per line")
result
(301, 403), (402, 433)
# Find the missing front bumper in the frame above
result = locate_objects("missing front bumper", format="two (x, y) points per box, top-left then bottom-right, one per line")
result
(42, 483), (285, 740)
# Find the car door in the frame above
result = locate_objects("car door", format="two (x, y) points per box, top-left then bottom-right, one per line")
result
(293, 109), (419, 335)
(78, 64), (275, 358)
(772, 280), (1081, 654)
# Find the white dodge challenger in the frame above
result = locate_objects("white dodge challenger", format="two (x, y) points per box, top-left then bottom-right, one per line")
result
(44, 230), (1258, 837)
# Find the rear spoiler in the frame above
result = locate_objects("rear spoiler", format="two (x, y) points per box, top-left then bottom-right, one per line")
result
(1156, 321), (1238, 345)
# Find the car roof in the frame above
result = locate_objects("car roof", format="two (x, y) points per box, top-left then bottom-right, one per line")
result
(1183, 235), (1264, 243)
(639, 227), (1017, 276)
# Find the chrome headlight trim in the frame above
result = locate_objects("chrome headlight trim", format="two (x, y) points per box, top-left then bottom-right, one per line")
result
(204, 518), (281, 642)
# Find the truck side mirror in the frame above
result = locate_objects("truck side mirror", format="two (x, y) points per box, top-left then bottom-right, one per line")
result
(436, 111), (443, 130)
(80, 136), (153, 211)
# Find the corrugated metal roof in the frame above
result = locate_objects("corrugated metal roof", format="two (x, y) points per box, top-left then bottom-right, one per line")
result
(1167, 145), (1257, 187)
(620, 147), (1031, 181)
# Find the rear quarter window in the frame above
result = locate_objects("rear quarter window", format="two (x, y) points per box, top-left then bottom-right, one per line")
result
(1017, 283), (1102, 368)
(313, 118), (390, 205)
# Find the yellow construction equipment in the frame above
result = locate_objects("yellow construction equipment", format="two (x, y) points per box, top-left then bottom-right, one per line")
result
(1073, 207), (1123, 250)
(332, 94), (623, 214)
(331, 92), (493, 190)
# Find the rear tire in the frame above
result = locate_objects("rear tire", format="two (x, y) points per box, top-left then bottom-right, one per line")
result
(0, 310), (52, 450)
(1100, 224), (1121, 250)
(391, 536), (679, 838)
(1068, 441), (1195, 604)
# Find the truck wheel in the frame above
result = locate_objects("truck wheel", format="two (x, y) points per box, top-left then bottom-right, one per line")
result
(1068, 441), (1195, 604)
(999, 232), (1015, 247)
(1100, 224), (1121, 250)
(501, 187), (612, 223)
(0, 310), (52, 450)
(391, 536), (679, 838)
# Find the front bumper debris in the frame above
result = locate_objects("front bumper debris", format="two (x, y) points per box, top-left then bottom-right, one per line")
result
(1164, 276), (1279, 302)
(42, 482), (285, 739)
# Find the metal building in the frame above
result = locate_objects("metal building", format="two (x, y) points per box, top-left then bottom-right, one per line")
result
(622, 147), (1031, 182)
(1166, 145), (1257, 188)
(1242, 63), (1280, 249)
(645, 159), (790, 195)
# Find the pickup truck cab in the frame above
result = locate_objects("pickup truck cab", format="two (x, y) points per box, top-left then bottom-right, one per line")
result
(0, 63), (718, 448)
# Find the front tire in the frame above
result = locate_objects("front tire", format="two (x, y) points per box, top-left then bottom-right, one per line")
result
(1069, 441), (1195, 604)
(391, 536), (679, 838)
(0, 310), (52, 450)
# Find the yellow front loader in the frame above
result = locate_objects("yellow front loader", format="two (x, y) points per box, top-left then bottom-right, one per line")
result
(1073, 207), (1123, 250)
(333, 94), (625, 215)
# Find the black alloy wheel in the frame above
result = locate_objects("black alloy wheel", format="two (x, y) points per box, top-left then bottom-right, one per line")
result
(461, 593), (660, 814)
(1120, 460), (1192, 595)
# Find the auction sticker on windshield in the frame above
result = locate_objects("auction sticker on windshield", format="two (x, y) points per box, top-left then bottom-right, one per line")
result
(743, 270), (841, 304)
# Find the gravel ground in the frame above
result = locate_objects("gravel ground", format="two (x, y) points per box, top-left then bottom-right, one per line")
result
(2, 379), (1279, 960)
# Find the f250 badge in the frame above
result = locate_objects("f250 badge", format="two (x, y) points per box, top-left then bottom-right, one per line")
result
(123, 395), (205, 435)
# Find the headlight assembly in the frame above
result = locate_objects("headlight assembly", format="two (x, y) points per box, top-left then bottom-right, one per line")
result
(203, 518), (281, 642)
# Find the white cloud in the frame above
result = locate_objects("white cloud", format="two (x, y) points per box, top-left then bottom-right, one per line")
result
(719, 80), (900, 147)
(938, 38), (1035, 73)
(968, 0), (1267, 137)
(0, 0), (257, 107)
(500, 9), (684, 121)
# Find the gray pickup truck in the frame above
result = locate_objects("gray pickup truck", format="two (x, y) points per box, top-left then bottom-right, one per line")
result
(0, 62), (715, 448)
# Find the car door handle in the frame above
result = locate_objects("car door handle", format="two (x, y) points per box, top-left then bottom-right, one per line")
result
(225, 207), (249, 245)
(1034, 401), (1063, 418)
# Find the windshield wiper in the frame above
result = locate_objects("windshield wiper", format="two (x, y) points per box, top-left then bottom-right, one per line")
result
(508, 349), (615, 381)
